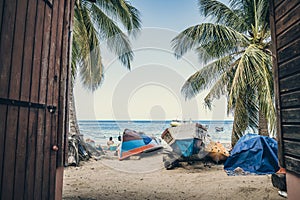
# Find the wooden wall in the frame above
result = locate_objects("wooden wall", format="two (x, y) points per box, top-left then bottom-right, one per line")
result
(0, 0), (74, 199)
(270, 0), (300, 175)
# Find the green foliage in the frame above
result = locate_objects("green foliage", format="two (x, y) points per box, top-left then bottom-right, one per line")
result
(72, 0), (141, 91)
(172, 0), (275, 143)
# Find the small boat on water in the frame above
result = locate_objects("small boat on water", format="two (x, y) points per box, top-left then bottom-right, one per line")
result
(215, 127), (224, 132)
(170, 120), (182, 127)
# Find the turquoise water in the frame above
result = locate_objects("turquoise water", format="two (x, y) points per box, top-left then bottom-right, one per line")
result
(78, 120), (234, 145)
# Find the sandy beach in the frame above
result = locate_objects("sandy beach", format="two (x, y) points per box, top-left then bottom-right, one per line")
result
(62, 151), (283, 200)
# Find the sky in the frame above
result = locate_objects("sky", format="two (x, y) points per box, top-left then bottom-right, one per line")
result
(74, 0), (233, 121)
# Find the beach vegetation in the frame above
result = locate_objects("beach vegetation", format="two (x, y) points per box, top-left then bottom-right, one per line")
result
(172, 0), (275, 146)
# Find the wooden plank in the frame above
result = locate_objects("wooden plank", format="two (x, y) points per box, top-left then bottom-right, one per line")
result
(285, 156), (300, 175)
(278, 39), (300, 65)
(53, 0), (66, 169)
(13, 107), (29, 200)
(1, 106), (18, 200)
(281, 108), (300, 123)
(0, 0), (17, 98)
(33, 108), (45, 200)
(270, 0), (285, 168)
(30, 0), (45, 103)
(39, 2), (53, 198)
(39, 2), (52, 105)
(274, 0), (285, 8)
(0, 0), (4, 35)
(275, 0), (299, 22)
(42, 111), (51, 200)
(282, 125), (300, 140)
(24, 108), (38, 200)
(284, 140), (300, 158)
(278, 56), (300, 79)
(63, 0), (74, 168)
(281, 91), (300, 108)
(9, 0), (27, 100)
(20, 0), (37, 102)
(280, 73), (300, 93)
(276, 3), (300, 36)
(277, 20), (300, 50)
(0, 104), (7, 193)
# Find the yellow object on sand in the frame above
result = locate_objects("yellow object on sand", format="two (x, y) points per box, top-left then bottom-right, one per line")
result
(205, 141), (230, 163)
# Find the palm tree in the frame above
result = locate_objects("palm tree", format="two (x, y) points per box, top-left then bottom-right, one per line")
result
(171, 0), (275, 146)
(69, 0), (141, 135)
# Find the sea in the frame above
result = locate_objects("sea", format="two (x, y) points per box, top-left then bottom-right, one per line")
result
(78, 120), (234, 146)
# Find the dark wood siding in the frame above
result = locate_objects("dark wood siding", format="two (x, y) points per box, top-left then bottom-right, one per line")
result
(270, 0), (300, 175)
(0, 0), (74, 199)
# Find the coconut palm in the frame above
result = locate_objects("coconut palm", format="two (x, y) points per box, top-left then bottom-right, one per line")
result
(171, 0), (275, 146)
(69, 0), (141, 136)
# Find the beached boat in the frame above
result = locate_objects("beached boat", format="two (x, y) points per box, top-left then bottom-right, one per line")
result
(205, 141), (229, 163)
(118, 129), (162, 160)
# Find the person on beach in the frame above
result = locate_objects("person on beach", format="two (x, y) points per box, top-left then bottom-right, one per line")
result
(107, 137), (114, 149)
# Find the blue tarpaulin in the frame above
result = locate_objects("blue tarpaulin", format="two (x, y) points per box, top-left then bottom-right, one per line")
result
(224, 134), (280, 175)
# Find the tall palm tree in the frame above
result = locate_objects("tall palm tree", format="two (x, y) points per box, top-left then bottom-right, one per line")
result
(171, 0), (275, 146)
(70, 0), (141, 136)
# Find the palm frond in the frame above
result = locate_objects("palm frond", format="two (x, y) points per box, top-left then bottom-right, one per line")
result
(198, 0), (246, 30)
(171, 23), (248, 61)
(96, 0), (142, 36)
(181, 54), (234, 99)
(203, 71), (230, 109)
(74, 4), (104, 91)
(89, 3), (134, 69)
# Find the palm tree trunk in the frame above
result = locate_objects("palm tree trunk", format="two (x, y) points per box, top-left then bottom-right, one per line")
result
(69, 84), (80, 136)
(258, 110), (269, 136)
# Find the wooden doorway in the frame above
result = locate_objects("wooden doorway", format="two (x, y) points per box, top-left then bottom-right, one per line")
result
(0, 0), (74, 199)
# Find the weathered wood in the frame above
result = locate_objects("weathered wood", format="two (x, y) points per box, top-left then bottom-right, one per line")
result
(0, 0), (74, 198)
(33, 109), (45, 200)
(281, 91), (300, 108)
(284, 140), (300, 158)
(270, 0), (285, 168)
(278, 39), (300, 65)
(0, 0), (17, 98)
(0, 0), (4, 34)
(275, 0), (299, 22)
(20, 0), (37, 102)
(281, 108), (300, 123)
(276, 3), (300, 36)
(274, 0), (285, 8)
(30, 0), (45, 103)
(0, 104), (7, 191)
(282, 125), (300, 141)
(1, 106), (18, 200)
(13, 107), (29, 200)
(24, 108), (38, 200)
(9, 0), (27, 101)
(280, 73), (300, 93)
(285, 156), (300, 175)
(277, 20), (300, 50)
(278, 56), (300, 79)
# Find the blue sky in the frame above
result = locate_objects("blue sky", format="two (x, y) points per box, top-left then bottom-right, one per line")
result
(74, 0), (232, 121)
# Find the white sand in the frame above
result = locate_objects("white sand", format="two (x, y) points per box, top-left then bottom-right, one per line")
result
(62, 152), (283, 200)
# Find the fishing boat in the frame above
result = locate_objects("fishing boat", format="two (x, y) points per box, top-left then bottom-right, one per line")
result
(118, 129), (162, 160)
(215, 127), (224, 132)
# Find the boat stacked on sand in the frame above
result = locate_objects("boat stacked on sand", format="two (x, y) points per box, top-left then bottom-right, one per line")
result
(161, 123), (229, 169)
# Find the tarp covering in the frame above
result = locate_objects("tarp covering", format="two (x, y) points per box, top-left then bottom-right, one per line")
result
(119, 129), (162, 160)
(224, 134), (280, 175)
